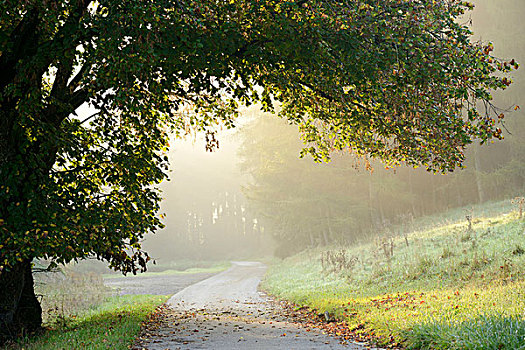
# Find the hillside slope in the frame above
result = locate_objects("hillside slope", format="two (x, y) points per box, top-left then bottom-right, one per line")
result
(263, 199), (525, 349)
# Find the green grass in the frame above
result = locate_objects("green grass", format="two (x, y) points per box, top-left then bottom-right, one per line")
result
(12, 295), (168, 350)
(263, 199), (525, 349)
(407, 314), (525, 350)
(68, 259), (230, 276)
(399, 200), (515, 235)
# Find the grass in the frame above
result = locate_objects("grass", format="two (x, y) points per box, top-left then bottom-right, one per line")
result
(407, 314), (525, 350)
(5, 267), (170, 349)
(10, 295), (168, 350)
(12, 258), (228, 348)
(398, 200), (515, 235)
(34, 270), (113, 324)
(263, 199), (525, 349)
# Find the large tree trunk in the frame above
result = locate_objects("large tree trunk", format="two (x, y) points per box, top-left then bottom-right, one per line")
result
(0, 260), (42, 344)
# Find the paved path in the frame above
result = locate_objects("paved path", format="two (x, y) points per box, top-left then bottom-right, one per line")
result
(104, 272), (216, 295)
(135, 262), (375, 350)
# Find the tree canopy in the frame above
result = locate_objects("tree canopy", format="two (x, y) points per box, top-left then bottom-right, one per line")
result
(0, 0), (515, 273)
(0, 0), (516, 340)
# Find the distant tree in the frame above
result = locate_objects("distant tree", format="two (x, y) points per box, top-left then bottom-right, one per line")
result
(460, 0), (525, 200)
(238, 114), (412, 255)
(0, 0), (514, 341)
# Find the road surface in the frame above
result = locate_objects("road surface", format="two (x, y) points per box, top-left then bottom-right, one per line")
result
(134, 262), (375, 350)
(104, 271), (217, 295)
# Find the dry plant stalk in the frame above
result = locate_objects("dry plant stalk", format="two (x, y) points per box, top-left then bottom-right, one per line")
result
(512, 197), (524, 219)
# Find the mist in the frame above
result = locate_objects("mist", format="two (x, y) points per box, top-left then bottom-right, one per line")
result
(141, 0), (524, 263)
(142, 117), (274, 264)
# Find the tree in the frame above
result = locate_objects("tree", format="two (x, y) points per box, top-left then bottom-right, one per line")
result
(238, 113), (412, 255)
(0, 0), (514, 341)
(238, 114), (359, 252)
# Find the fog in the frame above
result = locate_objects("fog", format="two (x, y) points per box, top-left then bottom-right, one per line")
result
(143, 113), (275, 263)
(142, 0), (524, 262)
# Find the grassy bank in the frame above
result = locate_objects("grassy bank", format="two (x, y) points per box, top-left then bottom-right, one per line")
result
(3, 266), (169, 349)
(9, 295), (167, 350)
(263, 200), (525, 349)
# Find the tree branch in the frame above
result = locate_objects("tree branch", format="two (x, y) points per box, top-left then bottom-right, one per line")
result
(68, 63), (90, 94)
(299, 80), (372, 113)
(0, 7), (41, 90)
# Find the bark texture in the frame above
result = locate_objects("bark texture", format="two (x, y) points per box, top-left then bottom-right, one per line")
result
(0, 261), (42, 344)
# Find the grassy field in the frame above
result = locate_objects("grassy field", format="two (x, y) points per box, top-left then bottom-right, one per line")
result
(263, 199), (525, 349)
(9, 295), (168, 350)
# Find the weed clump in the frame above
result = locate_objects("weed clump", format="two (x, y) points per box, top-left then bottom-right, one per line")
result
(320, 249), (358, 281)
(512, 245), (525, 256)
(440, 246), (455, 259)
(34, 268), (113, 325)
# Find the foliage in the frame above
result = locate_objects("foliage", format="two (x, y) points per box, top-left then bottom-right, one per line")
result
(238, 107), (523, 254)
(0, 0), (516, 276)
(8, 295), (167, 350)
(262, 199), (525, 348)
(449, 0), (525, 209)
(238, 114), (373, 253)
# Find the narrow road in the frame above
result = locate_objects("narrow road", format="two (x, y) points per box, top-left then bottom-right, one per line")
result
(135, 262), (374, 350)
